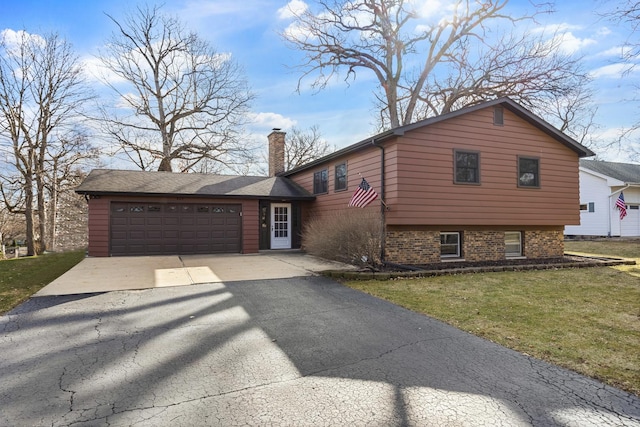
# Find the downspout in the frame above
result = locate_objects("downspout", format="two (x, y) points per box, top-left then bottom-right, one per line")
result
(372, 138), (386, 263)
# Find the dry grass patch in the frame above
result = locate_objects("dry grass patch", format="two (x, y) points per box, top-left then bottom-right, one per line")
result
(565, 239), (640, 277)
(345, 265), (640, 396)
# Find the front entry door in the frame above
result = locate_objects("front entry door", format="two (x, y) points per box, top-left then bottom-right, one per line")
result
(270, 203), (291, 249)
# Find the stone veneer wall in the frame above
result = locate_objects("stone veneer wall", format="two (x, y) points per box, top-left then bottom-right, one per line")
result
(523, 229), (564, 258)
(462, 230), (504, 261)
(385, 228), (564, 265)
(385, 230), (440, 264)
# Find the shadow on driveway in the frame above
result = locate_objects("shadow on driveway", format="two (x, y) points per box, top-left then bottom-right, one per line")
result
(2, 276), (639, 426)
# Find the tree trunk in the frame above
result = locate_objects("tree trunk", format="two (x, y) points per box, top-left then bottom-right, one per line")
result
(158, 157), (173, 172)
(36, 175), (47, 253)
(48, 184), (58, 252)
(24, 174), (36, 257)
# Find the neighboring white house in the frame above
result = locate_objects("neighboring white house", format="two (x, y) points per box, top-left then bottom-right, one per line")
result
(565, 160), (640, 237)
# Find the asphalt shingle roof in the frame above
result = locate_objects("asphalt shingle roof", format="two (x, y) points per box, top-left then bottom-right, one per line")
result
(283, 97), (594, 176)
(76, 169), (315, 200)
(580, 160), (640, 184)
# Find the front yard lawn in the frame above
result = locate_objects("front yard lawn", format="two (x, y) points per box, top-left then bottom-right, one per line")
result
(0, 250), (85, 315)
(344, 240), (640, 397)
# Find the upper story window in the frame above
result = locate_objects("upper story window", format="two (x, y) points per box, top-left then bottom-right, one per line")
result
(335, 162), (347, 191)
(518, 156), (540, 188)
(313, 169), (328, 194)
(454, 150), (480, 184)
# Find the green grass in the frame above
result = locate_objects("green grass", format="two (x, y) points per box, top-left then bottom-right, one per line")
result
(344, 241), (640, 396)
(0, 250), (85, 315)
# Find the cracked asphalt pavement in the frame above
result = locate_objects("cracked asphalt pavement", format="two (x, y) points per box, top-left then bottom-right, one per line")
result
(1, 276), (639, 426)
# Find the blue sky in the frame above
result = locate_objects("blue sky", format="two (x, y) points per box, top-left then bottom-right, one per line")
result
(1, 0), (638, 166)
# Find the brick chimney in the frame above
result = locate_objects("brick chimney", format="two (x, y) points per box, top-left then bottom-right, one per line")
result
(268, 129), (286, 177)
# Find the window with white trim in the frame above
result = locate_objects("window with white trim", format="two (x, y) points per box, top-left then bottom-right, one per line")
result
(440, 232), (461, 258)
(580, 202), (595, 212)
(505, 231), (522, 257)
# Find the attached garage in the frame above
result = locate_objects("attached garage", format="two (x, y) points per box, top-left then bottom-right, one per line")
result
(110, 202), (242, 255)
(76, 169), (314, 257)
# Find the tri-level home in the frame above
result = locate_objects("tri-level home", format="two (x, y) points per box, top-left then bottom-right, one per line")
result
(76, 97), (594, 264)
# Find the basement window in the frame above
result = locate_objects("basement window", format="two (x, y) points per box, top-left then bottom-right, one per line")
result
(440, 232), (461, 258)
(505, 231), (522, 257)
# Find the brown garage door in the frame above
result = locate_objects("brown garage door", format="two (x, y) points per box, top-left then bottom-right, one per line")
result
(110, 202), (242, 256)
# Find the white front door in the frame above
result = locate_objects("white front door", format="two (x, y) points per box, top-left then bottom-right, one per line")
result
(270, 203), (292, 249)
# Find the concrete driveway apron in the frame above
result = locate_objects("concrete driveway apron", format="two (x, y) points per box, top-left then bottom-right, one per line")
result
(36, 252), (356, 296)
(2, 274), (639, 426)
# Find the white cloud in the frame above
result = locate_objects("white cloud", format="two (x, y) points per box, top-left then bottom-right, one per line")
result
(277, 0), (308, 20)
(531, 23), (582, 35)
(282, 20), (313, 41)
(116, 92), (141, 110)
(81, 56), (129, 85)
(598, 46), (628, 57)
(1, 29), (45, 47)
(552, 32), (597, 54)
(590, 63), (629, 79)
(248, 112), (297, 129)
(1, 29), (46, 57)
(411, 0), (443, 18)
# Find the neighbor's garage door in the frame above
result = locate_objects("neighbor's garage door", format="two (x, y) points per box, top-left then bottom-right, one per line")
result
(110, 202), (242, 256)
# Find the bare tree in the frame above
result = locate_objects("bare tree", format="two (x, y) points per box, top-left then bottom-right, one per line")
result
(0, 199), (25, 258)
(283, 0), (529, 128)
(99, 5), (255, 172)
(0, 30), (92, 255)
(601, 1), (640, 160)
(45, 134), (98, 250)
(403, 31), (598, 144)
(602, 0), (640, 70)
(282, 0), (593, 132)
(284, 126), (333, 170)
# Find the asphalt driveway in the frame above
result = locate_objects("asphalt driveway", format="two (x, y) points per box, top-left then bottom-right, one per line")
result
(2, 276), (639, 426)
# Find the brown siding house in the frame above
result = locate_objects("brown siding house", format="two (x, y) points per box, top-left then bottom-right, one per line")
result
(282, 98), (593, 264)
(77, 98), (593, 263)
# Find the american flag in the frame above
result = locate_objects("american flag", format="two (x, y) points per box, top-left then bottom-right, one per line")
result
(616, 192), (627, 220)
(348, 178), (378, 208)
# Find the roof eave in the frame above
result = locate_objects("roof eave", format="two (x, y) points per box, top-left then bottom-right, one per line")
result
(75, 190), (315, 201)
(282, 98), (594, 177)
(281, 129), (398, 176)
(499, 99), (595, 158)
